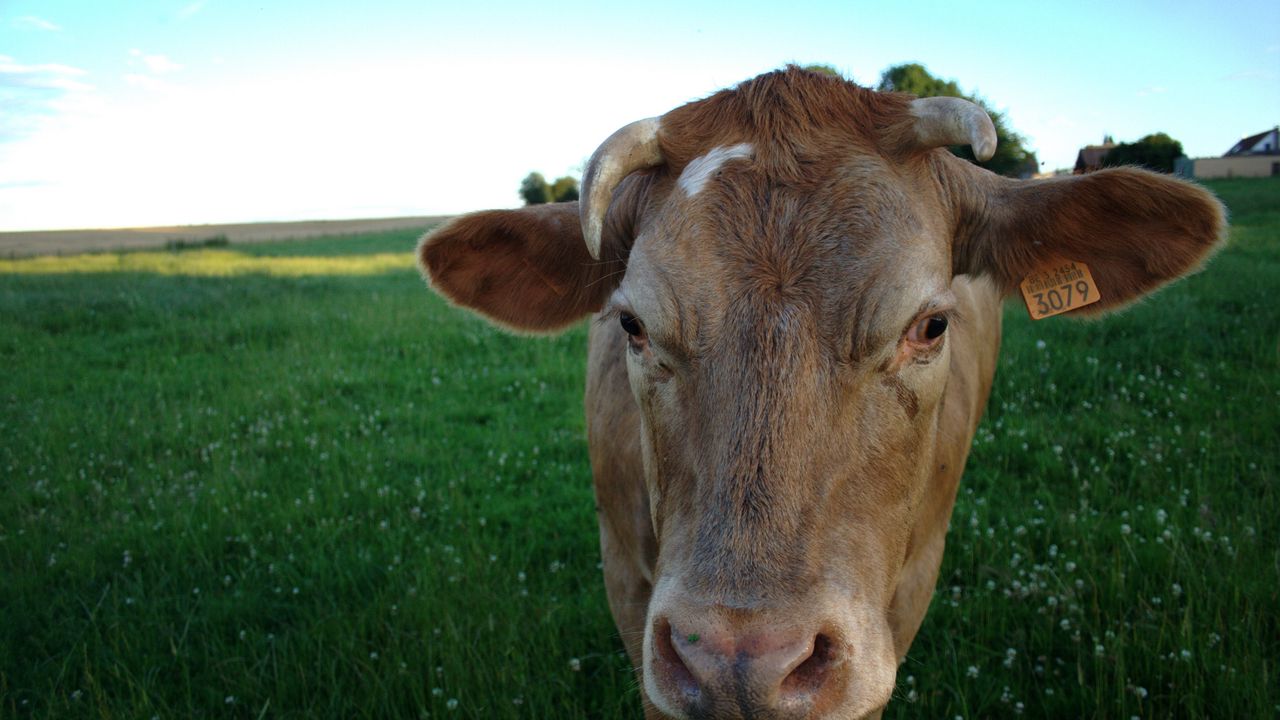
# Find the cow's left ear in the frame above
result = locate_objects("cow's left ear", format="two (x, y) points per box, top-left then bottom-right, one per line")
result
(420, 201), (618, 333)
(420, 171), (651, 333)
(943, 156), (1227, 313)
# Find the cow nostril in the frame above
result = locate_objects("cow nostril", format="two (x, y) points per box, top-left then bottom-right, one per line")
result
(781, 632), (835, 697)
(653, 618), (699, 699)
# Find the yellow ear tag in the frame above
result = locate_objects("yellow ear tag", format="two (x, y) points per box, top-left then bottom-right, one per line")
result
(1020, 260), (1101, 320)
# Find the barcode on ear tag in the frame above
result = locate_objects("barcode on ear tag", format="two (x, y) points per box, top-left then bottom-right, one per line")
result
(1020, 260), (1101, 320)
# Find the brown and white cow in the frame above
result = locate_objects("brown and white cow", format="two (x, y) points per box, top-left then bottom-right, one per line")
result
(419, 67), (1223, 719)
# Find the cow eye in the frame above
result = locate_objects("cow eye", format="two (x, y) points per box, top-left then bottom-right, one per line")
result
(619, 311), (644, 337)
(907, 314), (948, 345)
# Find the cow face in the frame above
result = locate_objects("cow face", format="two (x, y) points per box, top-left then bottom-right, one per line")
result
(419, 68), (1224, 719)
(607, 147), (961, 717)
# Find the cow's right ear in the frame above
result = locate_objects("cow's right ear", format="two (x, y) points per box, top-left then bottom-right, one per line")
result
(419, 178), (647, 333)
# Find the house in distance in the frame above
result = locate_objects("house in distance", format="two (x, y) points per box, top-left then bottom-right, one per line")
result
(1191, 127), (1279, 178)
(1073, 135), (1117, 174)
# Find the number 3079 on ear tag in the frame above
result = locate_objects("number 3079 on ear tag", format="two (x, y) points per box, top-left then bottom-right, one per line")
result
(1020, 260), (1101, 320)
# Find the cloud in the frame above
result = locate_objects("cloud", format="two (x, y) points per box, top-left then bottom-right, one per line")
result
(0, 55), (90, 92)
(1137, 86), (1166, 97)
(128, 49), (183, 74)
(12, 16), (61, 31)
(178, 1), (209, 19)
(123, 74), (176, 92)
(0, 56), (94, 142)
(1221, 69), (1277, 82)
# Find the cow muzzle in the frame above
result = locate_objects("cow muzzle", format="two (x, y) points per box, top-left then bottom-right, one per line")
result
(644, 596), (896, 719)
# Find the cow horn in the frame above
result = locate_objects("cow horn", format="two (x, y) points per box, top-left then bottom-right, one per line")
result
(909, 97), (998, 162)
(580, 117), (663, 260)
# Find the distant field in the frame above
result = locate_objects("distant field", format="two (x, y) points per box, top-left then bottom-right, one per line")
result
(1, 179), (1276, 719)
(0, 216), (451, 258)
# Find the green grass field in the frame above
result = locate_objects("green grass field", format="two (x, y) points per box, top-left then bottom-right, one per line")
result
(2, 178), (1276, 719)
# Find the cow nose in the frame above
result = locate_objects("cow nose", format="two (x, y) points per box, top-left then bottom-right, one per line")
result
(651, 615), (836, 717)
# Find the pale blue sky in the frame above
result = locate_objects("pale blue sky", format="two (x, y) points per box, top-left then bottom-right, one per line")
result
(1, 0), (1276, 231)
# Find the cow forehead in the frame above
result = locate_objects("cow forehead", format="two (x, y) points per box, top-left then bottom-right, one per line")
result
(677, 143), (755, 197)
(662, 141), (938, 241)
(648, 149), (944, 290)
(621, 162), (949, 361)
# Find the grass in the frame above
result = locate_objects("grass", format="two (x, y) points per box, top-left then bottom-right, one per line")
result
(1, 179), (1276, 718)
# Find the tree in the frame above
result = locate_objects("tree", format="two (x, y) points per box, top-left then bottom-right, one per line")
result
(520, 172), (580, 204)
(803, 63), (844, 78)
(519, 172), (549, 205)
(877, 63), (1039, 178)
(550, 176), (579, 203)
(1099, 133), (1183, 174)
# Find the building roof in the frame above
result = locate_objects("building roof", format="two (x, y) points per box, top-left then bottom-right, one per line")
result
(1225, 127), (1279, 156)
(1074, 143), (1116, 172)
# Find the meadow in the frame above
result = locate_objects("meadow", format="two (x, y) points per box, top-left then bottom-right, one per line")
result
(1, 177), (1276, 719)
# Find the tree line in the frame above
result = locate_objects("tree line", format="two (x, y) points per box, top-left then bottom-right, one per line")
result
(519, 173), (579, 205)
(1099, 133), (1184, 174)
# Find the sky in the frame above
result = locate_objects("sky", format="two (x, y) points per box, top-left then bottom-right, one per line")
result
(0, 0), (1277, 231)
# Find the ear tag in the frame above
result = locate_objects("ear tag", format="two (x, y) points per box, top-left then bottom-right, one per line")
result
(1020, 260), (1101, 320)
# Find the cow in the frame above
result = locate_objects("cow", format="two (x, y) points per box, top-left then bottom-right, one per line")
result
(417, 67), (1224, 719)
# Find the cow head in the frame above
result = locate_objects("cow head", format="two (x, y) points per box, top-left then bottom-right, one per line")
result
(420, 68), (1224, 718)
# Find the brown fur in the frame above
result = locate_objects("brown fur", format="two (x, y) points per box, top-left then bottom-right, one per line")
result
(419, 174), (654, 332)
(418, 67), (1225, 719)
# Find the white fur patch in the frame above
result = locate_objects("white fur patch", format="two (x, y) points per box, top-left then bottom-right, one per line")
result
(677, 143), (753, 197)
